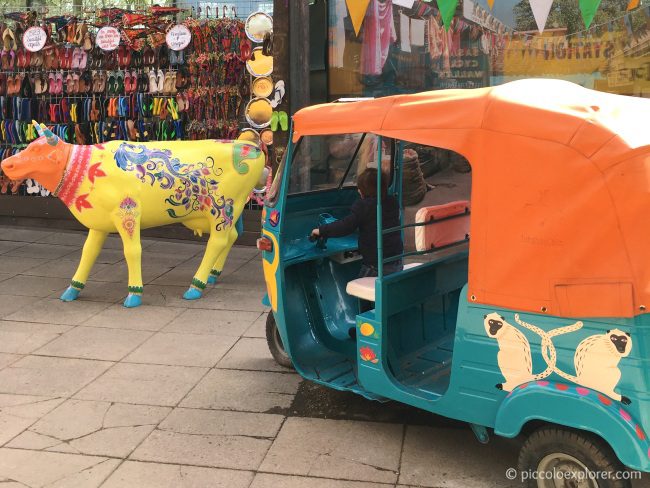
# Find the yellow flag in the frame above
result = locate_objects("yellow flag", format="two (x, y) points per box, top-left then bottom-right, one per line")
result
(346, 0), (372, 36)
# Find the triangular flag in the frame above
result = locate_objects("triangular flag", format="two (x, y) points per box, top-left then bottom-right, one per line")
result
(486, 0), (495, 10)
(627, 0), (640, 11)
(579, 0), (602, 28)
(529, 0), (554, 33)
(436, 0), (458, 30)
(346, 0), (372, 37)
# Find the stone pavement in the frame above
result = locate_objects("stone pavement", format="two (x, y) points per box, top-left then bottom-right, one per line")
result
(0, 225), (647, 488)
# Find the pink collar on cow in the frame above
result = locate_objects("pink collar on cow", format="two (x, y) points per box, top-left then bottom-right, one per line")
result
(54, 145), (92, 207)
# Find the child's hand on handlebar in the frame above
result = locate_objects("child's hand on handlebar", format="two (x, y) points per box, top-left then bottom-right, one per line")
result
(311, 228), (320, 238)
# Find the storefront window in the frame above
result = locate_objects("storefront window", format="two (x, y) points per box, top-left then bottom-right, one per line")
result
(327, 0), (650, 98)
(288, 134), (393, 194)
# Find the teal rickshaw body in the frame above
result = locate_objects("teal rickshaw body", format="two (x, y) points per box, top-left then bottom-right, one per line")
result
(260, 80), (650, 472)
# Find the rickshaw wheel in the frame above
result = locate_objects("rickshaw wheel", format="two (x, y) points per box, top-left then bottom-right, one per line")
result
(266, 313), (293, 369)
(518, 426), (631, 488)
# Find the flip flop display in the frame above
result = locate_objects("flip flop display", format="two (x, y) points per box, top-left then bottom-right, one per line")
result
(0, 7), (263, 196)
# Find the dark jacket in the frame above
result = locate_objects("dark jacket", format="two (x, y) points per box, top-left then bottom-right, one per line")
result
(318, 196), (403, 267)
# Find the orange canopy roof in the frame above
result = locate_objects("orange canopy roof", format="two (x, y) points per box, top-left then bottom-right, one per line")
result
(293, 79), (650, 318)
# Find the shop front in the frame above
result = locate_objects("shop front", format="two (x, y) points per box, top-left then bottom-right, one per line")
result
(0, 1), (278, 244)
(282, 0), (649, 249)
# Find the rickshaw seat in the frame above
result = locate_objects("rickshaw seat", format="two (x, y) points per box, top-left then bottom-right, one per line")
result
(346, 263), (422, 302)
(414, 200), (470, 252)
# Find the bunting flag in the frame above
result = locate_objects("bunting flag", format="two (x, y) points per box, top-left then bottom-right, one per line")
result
(346, 0), (371, 37)
(626, 0), (640, 10)
(529, 0), (554, 32)
(579, 0), (603, 28)
(486, 0), (495, 10)
(437, 0), (459, 30)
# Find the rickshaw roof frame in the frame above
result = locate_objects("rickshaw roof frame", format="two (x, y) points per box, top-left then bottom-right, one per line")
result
(289, 79), (650, 319)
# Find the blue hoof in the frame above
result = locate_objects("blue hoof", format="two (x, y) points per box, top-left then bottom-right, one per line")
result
(60, 286), (80, 302)
(207, 275), (218, 285)
(183, 287), (203, 300)
(123, 293), (142, 308)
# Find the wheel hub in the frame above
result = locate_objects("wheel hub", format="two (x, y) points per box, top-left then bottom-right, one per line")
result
(537, 453), (599, 488)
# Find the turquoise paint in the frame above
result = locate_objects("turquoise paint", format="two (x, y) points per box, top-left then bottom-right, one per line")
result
(261, 131), (650, 472)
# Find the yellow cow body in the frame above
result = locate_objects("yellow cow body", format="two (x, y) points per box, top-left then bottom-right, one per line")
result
(1, 129), (266, 307)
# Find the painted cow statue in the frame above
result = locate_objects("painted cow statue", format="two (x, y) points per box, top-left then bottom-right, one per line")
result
(0, 122), (267, 308)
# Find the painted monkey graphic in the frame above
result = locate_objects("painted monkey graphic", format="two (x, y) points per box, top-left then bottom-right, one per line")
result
(552, 329), (633, 405)
(484, 313), (545, 391)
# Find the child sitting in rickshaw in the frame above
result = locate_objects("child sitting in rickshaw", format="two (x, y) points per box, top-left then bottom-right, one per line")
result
(310, 167), (404, 279)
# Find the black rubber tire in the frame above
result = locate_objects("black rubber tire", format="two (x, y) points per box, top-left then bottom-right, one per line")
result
(265, 313), (293, 369)
(518, 426), (632, 488)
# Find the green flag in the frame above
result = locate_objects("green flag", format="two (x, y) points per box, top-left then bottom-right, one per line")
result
(437, 0), (459, 30)
(579, 0), (602, 28)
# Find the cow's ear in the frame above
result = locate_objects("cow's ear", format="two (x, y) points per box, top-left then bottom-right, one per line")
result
(483, 315), (487, 319)
(32, 120), (44, 138)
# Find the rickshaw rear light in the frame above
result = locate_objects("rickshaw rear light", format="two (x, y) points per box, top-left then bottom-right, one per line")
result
(257, 237), (273, 252)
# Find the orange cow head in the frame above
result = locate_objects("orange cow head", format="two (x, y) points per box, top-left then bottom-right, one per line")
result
(0, 122), (72, 193)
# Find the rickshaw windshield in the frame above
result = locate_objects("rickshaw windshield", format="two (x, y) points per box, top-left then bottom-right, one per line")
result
(287, 134), (393, 195)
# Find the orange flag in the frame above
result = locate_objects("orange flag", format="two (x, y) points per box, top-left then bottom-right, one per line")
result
(346, 0), (372, 36)
(627, 0), (639, 10)
(487, 0), (495, 9)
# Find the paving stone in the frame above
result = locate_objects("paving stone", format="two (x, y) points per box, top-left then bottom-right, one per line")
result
(250, 474), (386, 488)
(149, 266), (217, 287)
(5, 243), (78, 260)
(8, 399), (169, 458)
(3, 298), (110, 325)
(159, 407), (284, 438)
(0, 273), (13, 282)
(0, 226), (55, 242)
(0, 394), (64, 446)
(0, 448), (119, 487)
(244, 312), (267, 338)
(181, 369), (300, 412)
(0, 241), (26, 254)
(83, 304), (185, 331)
(0, 353), (21, 369)
(0, 256), (49, 274)
(36, 232), (86, 247)
(141, 252), (194, 268)
(75, 363), (207, 406)
(125, 332), (237, 367)
(23, 259), (110, 280)
(0, 274), (70, 297)
(198, 288), (269, 312)
(138, 284), (217, 309)
(0, 321), (71, 354)
(146, 240), (205, 256)
(0, 356), (112, 397)
(130, 429), (272, 470)
(90, 263), (171, 285)
(35, 326), (153, 361)
(164, 308), (260, 336)
(102, 461), (254, 488)
(0, 295), (42, 320)
(259, 417), (402, 484)
(398, 426), (521, 488)
(56, 280), (127, 303)
(217, 337), (286, 372)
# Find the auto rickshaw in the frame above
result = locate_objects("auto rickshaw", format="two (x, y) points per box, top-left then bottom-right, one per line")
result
(258, 79), (650, 486)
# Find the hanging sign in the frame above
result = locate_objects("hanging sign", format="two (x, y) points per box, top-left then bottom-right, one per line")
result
(22, 26), (47, 52)
(166, 24), (192, 51)
(96, 26), (121, 51)
(530, 0), (555, 33)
